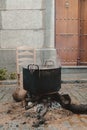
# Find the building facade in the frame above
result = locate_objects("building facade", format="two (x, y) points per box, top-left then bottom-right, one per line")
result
(0, 0), (87, 72)
(0, 0), (56, 72)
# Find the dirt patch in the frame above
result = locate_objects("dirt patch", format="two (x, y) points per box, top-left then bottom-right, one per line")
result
(0, 100), (73, 127)
(0, 83), (87, 129)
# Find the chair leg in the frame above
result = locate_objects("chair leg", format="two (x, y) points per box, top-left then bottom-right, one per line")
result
(17, 74), (20, 87)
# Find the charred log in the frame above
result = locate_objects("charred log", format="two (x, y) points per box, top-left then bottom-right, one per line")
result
(32, 118), (46, 128)
(25, 102), (37, 110)
(59, 94), (87, 114)
(25, 92), (87, 114)
(36, 101), (48, 119)
(66, 104), (87, 114)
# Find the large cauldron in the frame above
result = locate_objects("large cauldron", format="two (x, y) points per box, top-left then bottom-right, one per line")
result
(23, 63), (61, 95)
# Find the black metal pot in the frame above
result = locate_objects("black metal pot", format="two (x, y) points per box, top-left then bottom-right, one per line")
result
(23, 64), (61, 95)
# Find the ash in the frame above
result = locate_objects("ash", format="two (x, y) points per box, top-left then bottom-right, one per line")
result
(23, 92), (87, 127)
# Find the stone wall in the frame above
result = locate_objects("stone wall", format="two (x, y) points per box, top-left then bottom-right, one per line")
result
(0, 0), (55, 72)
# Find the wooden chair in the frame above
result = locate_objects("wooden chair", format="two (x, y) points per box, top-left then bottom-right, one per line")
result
(16, 46), (36, 88)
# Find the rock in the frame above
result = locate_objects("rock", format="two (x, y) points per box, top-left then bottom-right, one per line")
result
(12, 87), (27, 102)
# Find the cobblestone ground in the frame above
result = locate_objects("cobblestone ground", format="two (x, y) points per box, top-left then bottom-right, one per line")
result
(0, 83), (87, 130)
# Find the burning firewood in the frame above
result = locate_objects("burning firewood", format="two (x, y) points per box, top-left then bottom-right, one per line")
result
(24, 92), (87, 115)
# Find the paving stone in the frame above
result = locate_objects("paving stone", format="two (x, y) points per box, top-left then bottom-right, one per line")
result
(21, 125), (33, 130)
(48, 125), (58, 130)
(62, 121), (71, 128)
(0, 86), (15, 103)
(80, 118), (87, 124)
(72, 125), (87, 130)
(33, 126), (46, 130)
(0, 124), (4, 129)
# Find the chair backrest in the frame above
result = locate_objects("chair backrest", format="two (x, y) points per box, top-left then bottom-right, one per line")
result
(16, 46), (36, 88)
(16, 46), (36, 74)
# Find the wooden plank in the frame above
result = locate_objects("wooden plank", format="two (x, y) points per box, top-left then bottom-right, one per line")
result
(56, 0), (79, 65)
(80, 0), (87, 64)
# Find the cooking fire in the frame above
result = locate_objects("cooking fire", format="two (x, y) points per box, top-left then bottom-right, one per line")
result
(12, 64), (87, 127)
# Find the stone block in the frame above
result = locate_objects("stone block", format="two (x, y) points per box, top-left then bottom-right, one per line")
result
(1, 10), (43, 29)
(0, 11), (2, 29)
(1, 30), (44, 48)
(0, 49), (16, 72)
(0, 0), (6, 10)
(0, 30), (1, 47)
(6, 0), (45, 10)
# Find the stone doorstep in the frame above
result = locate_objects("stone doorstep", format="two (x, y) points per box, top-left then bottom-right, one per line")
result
(61, 66), (87, 74)
(61, 66), (87, 83)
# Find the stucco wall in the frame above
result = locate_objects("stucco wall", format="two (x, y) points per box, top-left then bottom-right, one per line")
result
(0, 0), (55, 72)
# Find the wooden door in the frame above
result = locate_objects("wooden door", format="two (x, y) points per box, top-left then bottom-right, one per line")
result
(79, 0), (87, 65)
(55, 0), (79, 65)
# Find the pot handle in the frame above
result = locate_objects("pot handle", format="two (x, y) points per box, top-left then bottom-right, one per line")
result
(28, 64), (39, 70)
(44, 60), (54, 67)
(28, 64), (39, 74)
